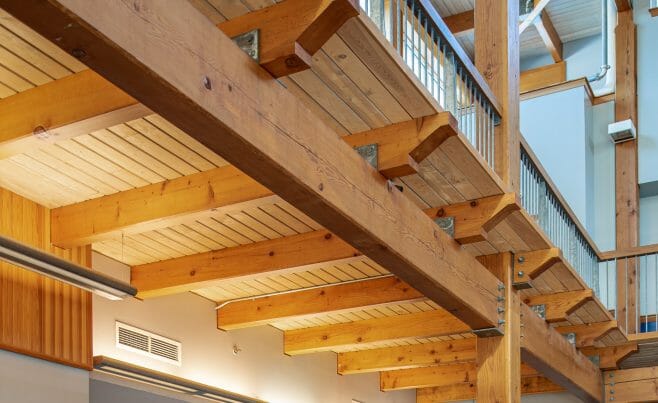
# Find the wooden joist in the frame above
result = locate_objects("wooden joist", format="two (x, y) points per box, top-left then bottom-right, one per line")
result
(519, 0), (552, 33)
(380, 362), (476, 391)
(416, 376), (563, 402)
(523, 289), (594, 322)
(520, 303), (603, 402)
(51, 165), (276, 247)
(581, 343), (639, 370)
(425, 194), (520, 244)
(342, 112), (458, 178)
(512, 248), (562, 289)
(131, 230), (359, 299)
(533, 11), (562, 62)
(216, 276), (424, 330)
(284, 309), (469, 355)
(0, 69), (148, 159)
(442, 10), (474, 36)
(218, 0), (358, 77)
(7, 0), (503, 330)
(555, 321), (618, 348)
(336, 338), (476, 374)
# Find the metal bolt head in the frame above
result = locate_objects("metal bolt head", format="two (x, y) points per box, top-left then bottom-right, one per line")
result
(497, 283), (505, 291)
(203, 76), (212, 90)
(497, 307), (505, 313)
(498, 319), (505, 325)
(518, 256), (525, 263)
(517, 271), (524, 277)
(71, 48), (86, 59)
(497, 296), (505, 302)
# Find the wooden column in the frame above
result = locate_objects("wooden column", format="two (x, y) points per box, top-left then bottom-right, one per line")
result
(476, 253), (521, 402)
(474, 0), (520, 191)
(615, 9), (639, 334)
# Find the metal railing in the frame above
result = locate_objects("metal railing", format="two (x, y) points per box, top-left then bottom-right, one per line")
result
(360, 0), (501, 169)
(519, 142), (600, 295)
(600, 249), (658, 334)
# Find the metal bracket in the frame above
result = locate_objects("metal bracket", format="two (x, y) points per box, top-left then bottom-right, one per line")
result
(473, 327), (505, 337)
(512, 254), (534, 290)
(564, 332), (576, 346)
(354, 144), (378, 169)
(231, 29), (259, 61)
(530, 304), (546, 319)
(433, 217), (455, 238)
(588, 355), (601, 367)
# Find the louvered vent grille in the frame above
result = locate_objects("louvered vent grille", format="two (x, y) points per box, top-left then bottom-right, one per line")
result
(115, 322), (181, 366)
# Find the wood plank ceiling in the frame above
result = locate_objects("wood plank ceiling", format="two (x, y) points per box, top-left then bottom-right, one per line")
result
(428, 0), (602, 60)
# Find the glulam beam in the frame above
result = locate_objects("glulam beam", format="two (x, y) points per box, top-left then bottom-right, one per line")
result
(0, 69), (148, 159)
(533, 12), (562, 62)
(523, 290), (594, 323)
(284, 309), (469, 355)
(555, 321), (618, 348)
(216, 276), (423, 330)
(380, 362), (476, 391)
(5, 0), (503, 330)
(416, 376), (563, 402)
(132, 230), (359, 299)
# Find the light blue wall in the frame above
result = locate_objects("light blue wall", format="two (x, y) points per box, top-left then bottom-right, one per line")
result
(637, 0), (658, 185)
(520, 87), (592, 231)
(591, 102), (616, 251)
(641, 195), (658, 244)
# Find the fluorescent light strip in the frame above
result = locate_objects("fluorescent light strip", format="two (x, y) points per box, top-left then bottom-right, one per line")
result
(0, 234), (136, 300)
(93, 356), (266, 403)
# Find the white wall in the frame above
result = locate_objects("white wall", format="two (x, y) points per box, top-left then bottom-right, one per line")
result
(641, 195), (658, 245)
(637, 0), (658, 185)
(92, 253), (413, 403)
(520, 86), (592, 230)
(0, 349), (89, 403)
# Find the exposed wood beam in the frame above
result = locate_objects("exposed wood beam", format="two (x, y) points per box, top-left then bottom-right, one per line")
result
(51, 165), (276, 248)
(512, 248), (562, 289)
(476, 253), (521, 402)
(475, 0), (521, 191)
(380, 362), (476, 391)
(581, 343), (639, 370)
(604, 366), (658, 402)
(614, 0), (632, 11)
(554, 321), (618, 348)
(7, 0), (503, 330)
(342, 112), (458, 178)
(337, 338), (476, 374)
(0, 69), (149, 159)
(651, 7), (658, 17)
(416, 376), (563, 402)
(131, 230), (359, 299)
(218, 0), (358, 77)
(425, 194), (520, 245)
(520, 303), (603, 402)
(520, 62), (566, 94)
(442, 10), (474, 36)
(533, 12), (562, 62)
(615, 9), (639, 335)
(523, 289), (594, 323)
(216, 276), (424, 330)
(284, 309), (469, 355)
(519, 0), (551, 34)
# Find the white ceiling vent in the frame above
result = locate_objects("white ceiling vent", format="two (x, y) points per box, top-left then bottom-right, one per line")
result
(116, 322), (182, 366)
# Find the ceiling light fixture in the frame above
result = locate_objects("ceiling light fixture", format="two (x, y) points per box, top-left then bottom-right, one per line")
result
(93, 356), (266, 403)
(0, 233), (136, 300)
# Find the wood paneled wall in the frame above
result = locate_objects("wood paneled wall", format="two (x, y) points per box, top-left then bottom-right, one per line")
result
(0, 187), (92, 369)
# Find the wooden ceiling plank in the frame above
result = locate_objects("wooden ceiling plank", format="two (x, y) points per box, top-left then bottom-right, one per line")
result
(284, 309), (469, 355)
(0, 69), (149, 159)
(6, 0), (503, 329)
(218, 0), (358, 77)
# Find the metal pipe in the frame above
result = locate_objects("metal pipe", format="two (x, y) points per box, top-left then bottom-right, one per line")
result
(588, 0), (611, 83)
(215, 274), (395, 310)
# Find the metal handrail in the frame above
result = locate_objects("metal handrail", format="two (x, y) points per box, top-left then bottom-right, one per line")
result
(360, 0), (501, 169)
(519, 139), (600, 295)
